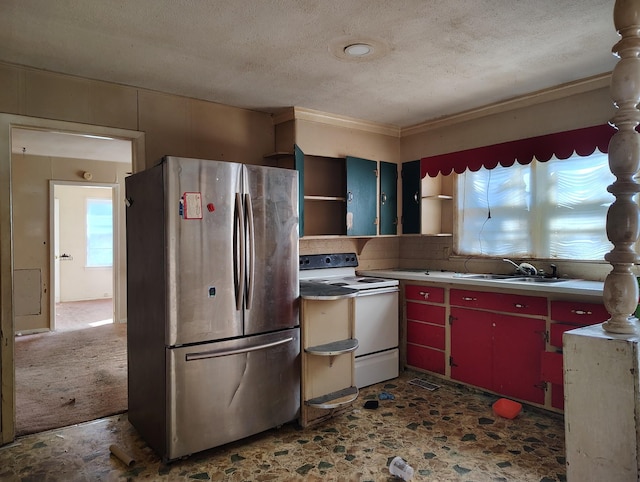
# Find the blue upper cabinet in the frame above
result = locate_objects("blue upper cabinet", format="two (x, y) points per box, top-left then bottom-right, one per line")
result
(291, 150), (397, 238)
(346, 156), (377, 236)
(402, 160), (421, 234)
(379, 161), (398, 235)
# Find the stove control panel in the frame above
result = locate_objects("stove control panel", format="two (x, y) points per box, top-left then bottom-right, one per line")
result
(299, 252), (358, 270)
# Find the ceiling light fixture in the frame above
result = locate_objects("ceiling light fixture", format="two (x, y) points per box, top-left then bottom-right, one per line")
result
(344, 43), (373, 57)
(329, 36), (389, 62)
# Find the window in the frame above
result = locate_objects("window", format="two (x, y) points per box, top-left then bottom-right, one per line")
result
(86, 198), (113, 267)
(455, 152), (615, 260)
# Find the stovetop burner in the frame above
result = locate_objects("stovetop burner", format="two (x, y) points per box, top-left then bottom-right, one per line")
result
(299, 253), (398, 290)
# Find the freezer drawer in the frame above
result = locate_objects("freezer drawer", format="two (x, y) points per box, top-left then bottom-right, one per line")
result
(167, 328), (300, 461)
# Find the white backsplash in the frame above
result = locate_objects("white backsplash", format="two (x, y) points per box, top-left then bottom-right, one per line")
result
(301, 235), (617, 282)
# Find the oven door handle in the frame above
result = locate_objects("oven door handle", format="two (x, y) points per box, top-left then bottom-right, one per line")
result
(354, 286), (399, 296)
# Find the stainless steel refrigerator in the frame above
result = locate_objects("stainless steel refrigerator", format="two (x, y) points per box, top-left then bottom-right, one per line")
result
(125, 156), (300, 462)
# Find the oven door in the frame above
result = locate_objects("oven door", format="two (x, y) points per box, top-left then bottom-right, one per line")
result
(354, 287), (399, 356)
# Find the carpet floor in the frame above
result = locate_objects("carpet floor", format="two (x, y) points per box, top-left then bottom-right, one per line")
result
(14, 322), (127, 436)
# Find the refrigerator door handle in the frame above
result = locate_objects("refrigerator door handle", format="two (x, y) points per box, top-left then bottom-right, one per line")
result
(185, 336), (294, 361)
(245, 193), (255, 310)
(234, 192), (245, 311)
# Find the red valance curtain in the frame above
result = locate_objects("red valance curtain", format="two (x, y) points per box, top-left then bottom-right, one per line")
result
(420, 123), (616, 178)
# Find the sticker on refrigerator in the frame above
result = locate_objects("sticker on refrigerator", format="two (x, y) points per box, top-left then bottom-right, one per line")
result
(181, 192), (203, 219)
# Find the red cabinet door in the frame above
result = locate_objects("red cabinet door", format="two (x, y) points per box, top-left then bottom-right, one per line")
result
(407, 344), (446, 374)
(541, 351), (564, 386)
(407, 320), (445, 350)
(406, 301), (446, 325)
(493, 312), (546, 404)
(451, 307), (546, 404)
(541, 351), (565, 410)
(450, 307), (493, 390)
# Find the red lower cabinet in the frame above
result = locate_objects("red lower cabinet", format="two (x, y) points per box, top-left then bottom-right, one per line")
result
(405, 285), (446, 375)
(493, 312), (546, 404)
(541, 351), (564, 409)
(403, 285), (606, 412)
(450, 307), (546, 405)
(407, 320), (445, 349)
(541, 300), (610, 410)
(450, 307), (493, 390)
(407, 343), (446, 374)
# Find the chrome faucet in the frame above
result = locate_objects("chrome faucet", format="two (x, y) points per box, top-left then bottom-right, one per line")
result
(502, 258), (538, 276)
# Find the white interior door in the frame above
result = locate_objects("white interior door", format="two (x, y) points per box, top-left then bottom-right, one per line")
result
(54, 198), (60, 305)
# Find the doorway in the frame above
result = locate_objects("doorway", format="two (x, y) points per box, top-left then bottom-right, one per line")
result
(52, 183), (116, 332)
(9, 124), (134, 436)
(0, 113), (144, 445)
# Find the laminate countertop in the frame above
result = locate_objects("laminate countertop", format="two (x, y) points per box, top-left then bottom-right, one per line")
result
(356, 269), (605, 299)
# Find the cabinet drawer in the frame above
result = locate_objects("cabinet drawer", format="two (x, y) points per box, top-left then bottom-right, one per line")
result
(550, 323), (578, 348)
(541, 351), (564, 386)
(406, 343), (445, 375)
(550, 300), (609, 325)
(405, 284), (444, 303)
(406, 301), (446, 325)
(450, 289), (547, 316)
(407, 320), (445, 350)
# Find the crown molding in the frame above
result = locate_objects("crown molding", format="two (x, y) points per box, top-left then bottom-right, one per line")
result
(272, 106), (400, 137)
(401, 73), (612, 137)
(272, 74), (612, 139)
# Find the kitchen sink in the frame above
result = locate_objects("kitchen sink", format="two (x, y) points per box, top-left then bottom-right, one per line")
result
(510, 277), (568, 283)
(465, 274), (522, 280)
(465, 274), (569, 283)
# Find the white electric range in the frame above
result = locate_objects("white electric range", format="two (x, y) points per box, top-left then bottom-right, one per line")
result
(299, 253), (399, 388)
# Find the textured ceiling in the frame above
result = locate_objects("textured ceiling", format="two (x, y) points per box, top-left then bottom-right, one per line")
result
(1, 0), (619, 128)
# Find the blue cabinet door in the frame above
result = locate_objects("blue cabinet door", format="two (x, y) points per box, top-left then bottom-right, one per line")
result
(402, 160), (421, 234)
(379, 161), (397, 235)
(346, 156), (377, 236)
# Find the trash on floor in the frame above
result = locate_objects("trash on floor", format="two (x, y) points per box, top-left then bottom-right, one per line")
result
(109, 444), (135, 466)
(389, 455), (414, 480)
(492, 398), (522, 419)
(363, 400), (379, 409)
(378, 391), (395, 400)
(408, 378), (440, 391)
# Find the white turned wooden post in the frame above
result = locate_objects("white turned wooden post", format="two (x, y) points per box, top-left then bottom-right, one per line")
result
(602, 0), (640, 334)
(564, 3), (640, 480)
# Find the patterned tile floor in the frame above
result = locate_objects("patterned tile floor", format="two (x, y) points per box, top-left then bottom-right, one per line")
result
(0, 370), (566, 481)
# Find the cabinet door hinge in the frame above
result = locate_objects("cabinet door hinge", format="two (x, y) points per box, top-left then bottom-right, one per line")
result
(393, 217), (398, 226)
(449, 315), (456, 325)
(374, 217), (379, 225)
(374, 169), (379, 177)
(536, 330), (548, 342)
(449, 356), (458, 367)
(534, 381), (548, 391)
